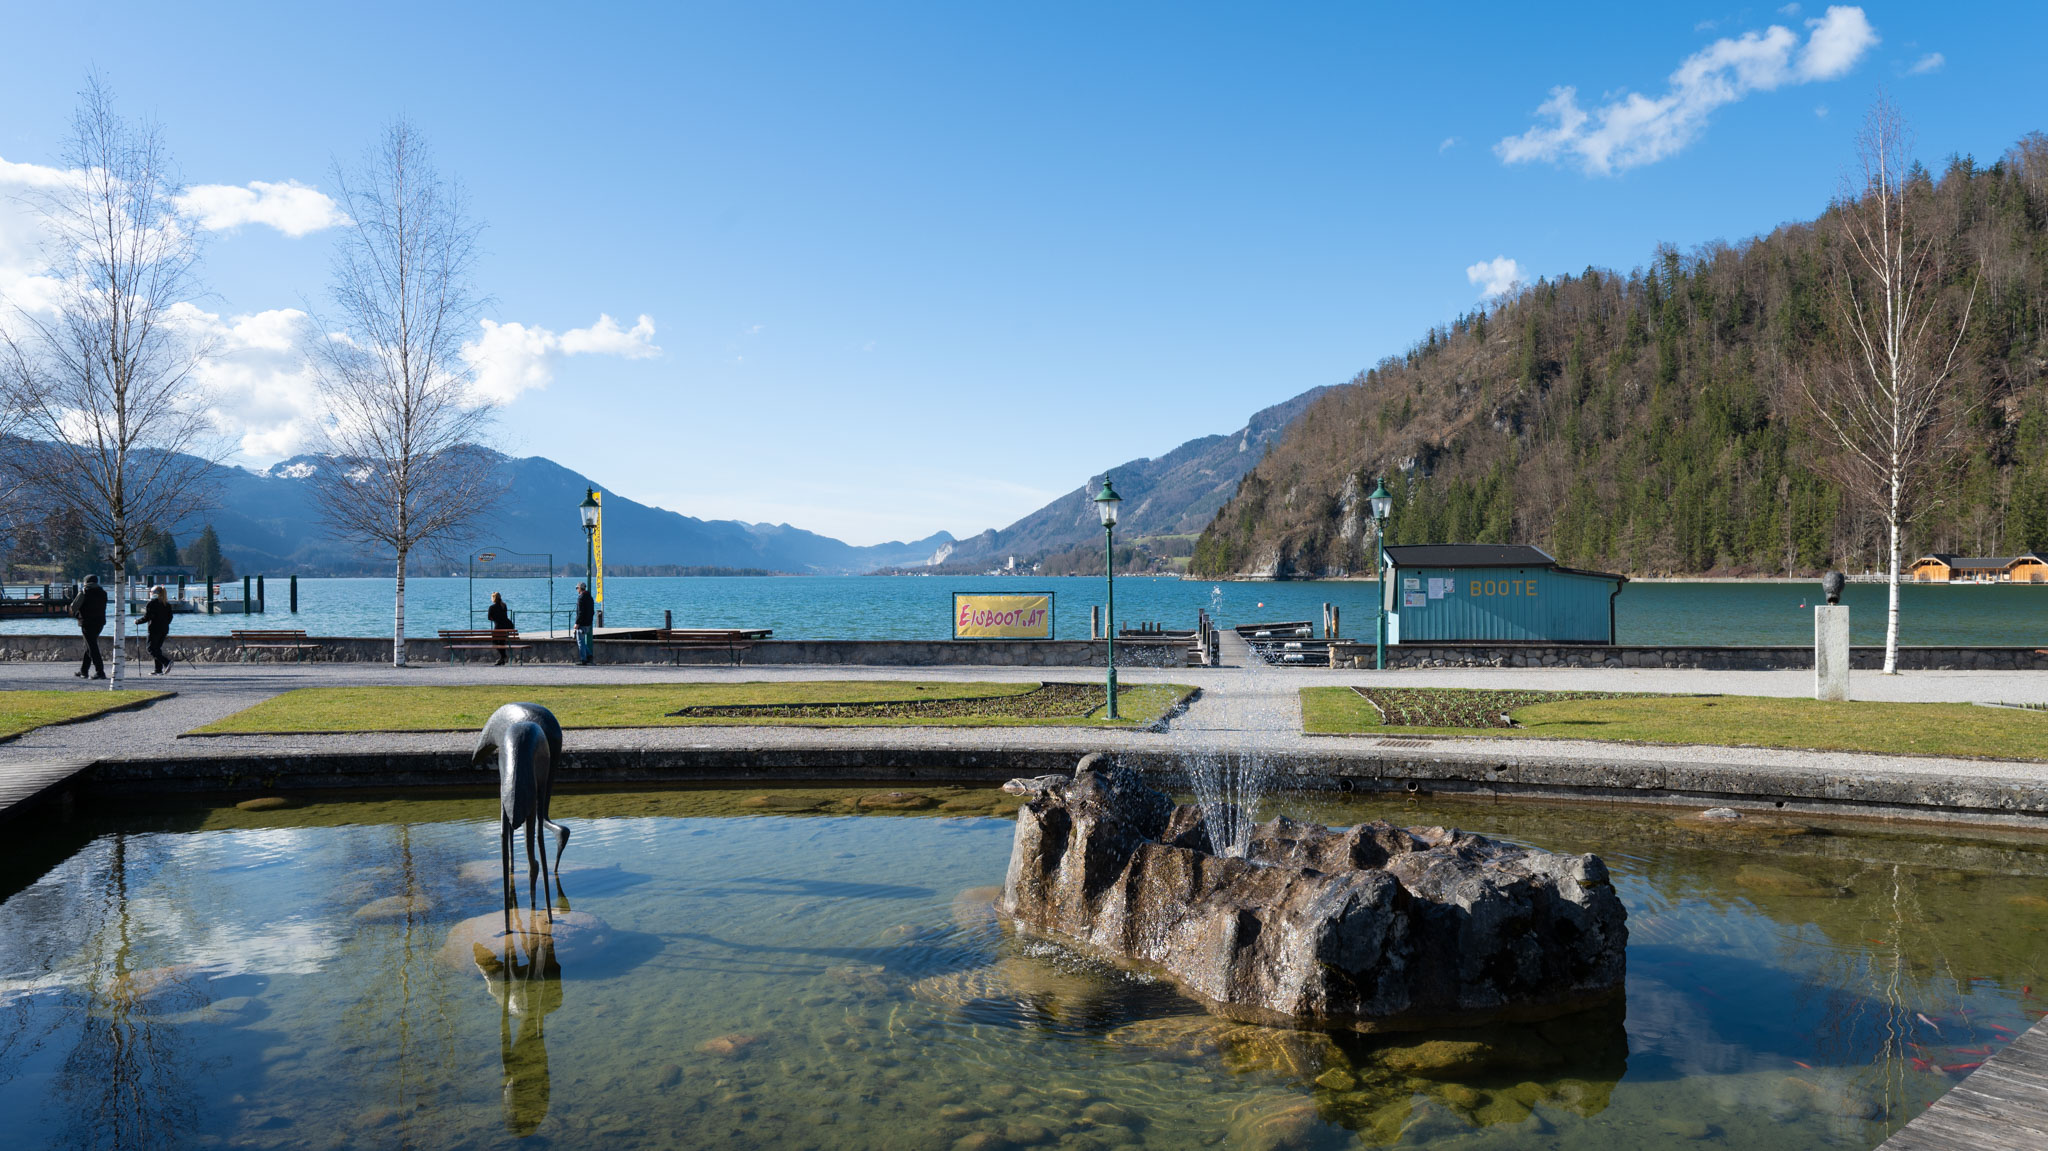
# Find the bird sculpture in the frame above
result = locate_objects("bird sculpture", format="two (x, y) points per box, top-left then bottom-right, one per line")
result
(473, 702), (571, 913)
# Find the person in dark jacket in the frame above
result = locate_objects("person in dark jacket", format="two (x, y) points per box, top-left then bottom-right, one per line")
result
(487, 591), (514, 665)
(573, 582), (595, 665)
(70, 574), (108, 679)
(142, 585), (176, 674)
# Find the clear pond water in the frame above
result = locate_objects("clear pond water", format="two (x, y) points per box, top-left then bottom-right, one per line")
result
(2, 788), (2045, 1150)
(8, 574), (2048, 646)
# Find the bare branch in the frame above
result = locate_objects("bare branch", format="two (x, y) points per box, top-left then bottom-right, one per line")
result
(0, 76), (224, 686)
(1801, 95), (1979, 673)
(309, 120), (502, 665)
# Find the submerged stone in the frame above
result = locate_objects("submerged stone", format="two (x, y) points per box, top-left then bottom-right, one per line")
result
(437, 909), (614, 971)
(235, 796), (298, 811)
(999, 765), (1627, 1032)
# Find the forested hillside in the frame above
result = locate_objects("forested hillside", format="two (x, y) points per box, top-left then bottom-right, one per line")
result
(1192, 133), (2048, 579)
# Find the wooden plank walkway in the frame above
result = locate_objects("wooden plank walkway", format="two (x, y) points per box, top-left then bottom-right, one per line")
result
(0, 758), (96, 828)
(1879, 1014), (2048, 1149)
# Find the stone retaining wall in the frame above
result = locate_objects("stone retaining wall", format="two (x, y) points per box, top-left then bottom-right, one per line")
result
(73, 744), (2048, 827)
(0, 633), (1193, 667)
(1328, 643), (2048, 671)
(4, 631), (2044, 670)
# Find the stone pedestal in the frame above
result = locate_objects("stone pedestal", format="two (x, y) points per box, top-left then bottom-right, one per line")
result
(1814, 604), (1849, 701)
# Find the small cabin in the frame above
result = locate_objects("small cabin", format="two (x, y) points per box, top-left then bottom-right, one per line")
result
(1382, 544), (1627, 645)
(1909, 554), (2048, 583)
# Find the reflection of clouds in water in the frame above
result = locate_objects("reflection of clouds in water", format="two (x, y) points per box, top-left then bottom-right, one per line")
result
(0, 829), (347, 994)
(1626, 976), (1752, 1075)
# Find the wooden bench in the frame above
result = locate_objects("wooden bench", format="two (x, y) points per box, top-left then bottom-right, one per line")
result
(640, 628), (772, 666)
(231, 629), (320, 661)
(438, 628), (531, 664)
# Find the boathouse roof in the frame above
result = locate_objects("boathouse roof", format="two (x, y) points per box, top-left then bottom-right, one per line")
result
(1382, 544), (1626, 582)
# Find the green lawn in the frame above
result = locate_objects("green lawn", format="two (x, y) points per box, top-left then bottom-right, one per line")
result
(0, 689), (169, 740)
(1301, 686), (2048, 761)
(194, 680), (1195, 734)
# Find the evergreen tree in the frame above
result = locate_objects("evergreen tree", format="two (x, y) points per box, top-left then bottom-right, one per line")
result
(183, 525), (232, 583)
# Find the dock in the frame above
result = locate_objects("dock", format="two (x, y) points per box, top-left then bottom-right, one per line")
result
(0, 757), (95, 828)
(1879, 1016), (2048, 1149)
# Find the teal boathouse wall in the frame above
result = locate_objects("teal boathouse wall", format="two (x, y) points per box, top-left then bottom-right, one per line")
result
(1387, 565), (1623, 644)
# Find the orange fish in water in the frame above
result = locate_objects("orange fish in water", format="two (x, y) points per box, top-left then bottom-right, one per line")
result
(1910, 1057), (1932, 1071)
(1954, 1046), (1992, 1055)
(1793, 1060), (1813, 1069)
(1943, 1062), (1984, 1073)
(1989, 1024), (2015, 1034)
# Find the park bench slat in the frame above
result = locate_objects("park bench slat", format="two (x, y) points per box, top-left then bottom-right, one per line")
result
(230, 629), (319, 661)
(437, 628), (532, 664)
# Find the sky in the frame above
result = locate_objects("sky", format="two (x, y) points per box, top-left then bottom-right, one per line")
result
(1, 2), (2042, 546)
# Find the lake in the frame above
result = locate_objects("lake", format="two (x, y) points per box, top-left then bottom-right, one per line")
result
(6, 575), (2048, 647)
(2, 788), (2039, 1150)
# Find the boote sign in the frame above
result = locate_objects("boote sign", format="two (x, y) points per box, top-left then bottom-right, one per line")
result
(953, 593), (1054, 640)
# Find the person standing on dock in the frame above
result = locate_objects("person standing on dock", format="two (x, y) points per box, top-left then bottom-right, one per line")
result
(487, 591), (514, 666)
(573, 582), (595, 665)
(142, 586), (175, 675)
(70, 574), (108, 679)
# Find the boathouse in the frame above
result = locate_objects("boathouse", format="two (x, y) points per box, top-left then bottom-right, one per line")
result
(1907, 553), (2048, 583)
(1382, 544), (1627, 644)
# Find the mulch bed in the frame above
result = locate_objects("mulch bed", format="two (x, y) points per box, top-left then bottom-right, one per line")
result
(1352, 686), (1630, 728)
(667, 682), (1107, 720)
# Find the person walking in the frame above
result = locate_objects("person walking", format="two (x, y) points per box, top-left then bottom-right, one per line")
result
(142, 586), (176, 674)
(70, 574), (108, 679)
(573, 582), (595, 665)
(487, 591), (514, 666)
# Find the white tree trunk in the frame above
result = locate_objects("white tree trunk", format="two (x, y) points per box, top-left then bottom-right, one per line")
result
(394, 552), (408, 667)
(111, 564), (127, 688)
(1883, 503), (1902, 675)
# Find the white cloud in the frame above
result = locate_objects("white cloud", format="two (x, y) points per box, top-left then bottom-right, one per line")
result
(173, 180), (347, 236)
(463, 313), (661, 404)
(1778, 4), (1802, 15)
(1466, 256), (1523, 298)
(168, 303), (328, 460)
(1438, 136), (1458, 153)
(1909, 52), (1945, 74)
(1496, 5), (1877, 175)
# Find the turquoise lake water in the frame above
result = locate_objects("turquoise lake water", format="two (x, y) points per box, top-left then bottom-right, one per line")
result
(6, 575), (2048, 646)
(1, 789), (2041, 1150)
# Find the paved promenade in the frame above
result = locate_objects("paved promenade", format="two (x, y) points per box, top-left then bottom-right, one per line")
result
(8, 653), (2048, 801)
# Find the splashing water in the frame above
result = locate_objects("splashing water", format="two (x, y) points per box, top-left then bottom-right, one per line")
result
(1171, 609), (1294, 857)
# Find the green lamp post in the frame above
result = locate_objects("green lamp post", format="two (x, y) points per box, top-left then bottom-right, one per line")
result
(1370, 478), (1392, 670)
(1093, 476), (1123, 720)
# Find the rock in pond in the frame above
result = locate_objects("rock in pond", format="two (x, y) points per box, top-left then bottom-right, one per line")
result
(438, 910), (615, 971)
(999, 765), (1626, 1032)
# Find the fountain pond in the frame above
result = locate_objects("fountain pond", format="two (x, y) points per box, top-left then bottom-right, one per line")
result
(2, 785), (2045, 1150)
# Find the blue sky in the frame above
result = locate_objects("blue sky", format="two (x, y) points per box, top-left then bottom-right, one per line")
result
(2, 2), (2041, 544)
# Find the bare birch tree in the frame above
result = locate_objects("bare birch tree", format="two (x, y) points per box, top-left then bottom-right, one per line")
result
(1801, 97), (1978, 674)
(311, 121), (499, 666)
(1, 78), (220, 688)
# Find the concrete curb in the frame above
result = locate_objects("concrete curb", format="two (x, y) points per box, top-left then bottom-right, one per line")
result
(69, 741), (2048, 828)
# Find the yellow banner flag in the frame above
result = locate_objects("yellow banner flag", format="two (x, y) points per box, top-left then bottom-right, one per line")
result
(953, 593), (1053, 640)
(592, 490), (604, 604)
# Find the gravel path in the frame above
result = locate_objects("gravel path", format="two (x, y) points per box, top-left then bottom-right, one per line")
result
(6, 652), (2048, 789)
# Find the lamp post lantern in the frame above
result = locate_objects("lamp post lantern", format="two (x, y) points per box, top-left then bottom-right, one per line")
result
(1369, 479), (1392, 670)
(1093, 477), (1123, 720)
(578, 489), (600, 597)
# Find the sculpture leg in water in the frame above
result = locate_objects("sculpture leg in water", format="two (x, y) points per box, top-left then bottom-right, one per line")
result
(476, 702), (571, 912)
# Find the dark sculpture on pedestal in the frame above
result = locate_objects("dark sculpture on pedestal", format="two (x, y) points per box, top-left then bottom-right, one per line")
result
(1823, 571), (1846, 605)
(1001, 763), (1627, 1032)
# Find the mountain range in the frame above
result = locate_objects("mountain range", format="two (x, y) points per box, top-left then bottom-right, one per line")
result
(157, 381), (1332, 576)
(201, 452), (954, 576)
